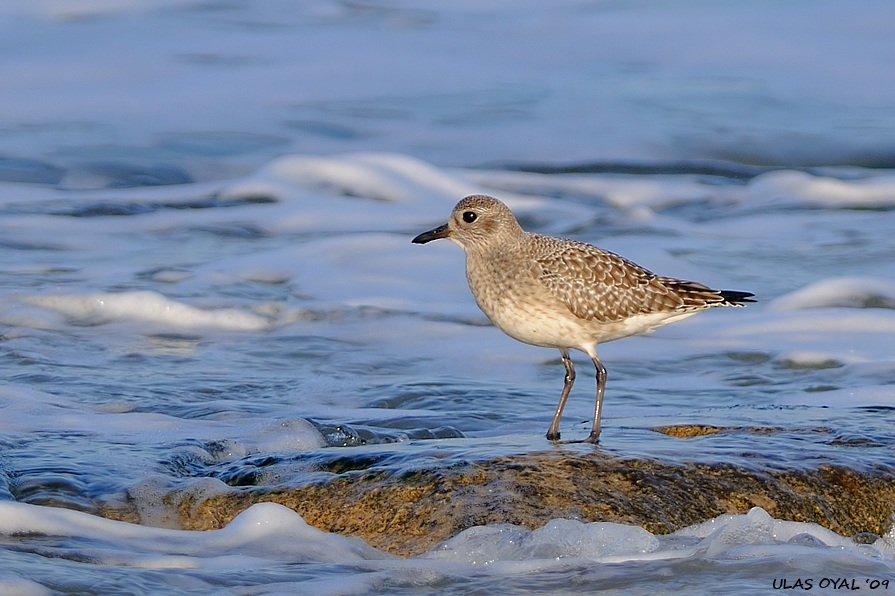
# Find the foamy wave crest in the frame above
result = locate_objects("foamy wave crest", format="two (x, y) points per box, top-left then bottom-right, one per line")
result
(770, 277), (895, 311)
(0, 501), (388, 569)
(25, 291), (270, 331)
(748, 171), (895, 208)
(0, 502), (890, 582)
(427, 507), (894, 566)
(228, 152), (478, 203)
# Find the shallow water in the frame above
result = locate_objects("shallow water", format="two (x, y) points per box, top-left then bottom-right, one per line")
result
(2, 1), (895, 593)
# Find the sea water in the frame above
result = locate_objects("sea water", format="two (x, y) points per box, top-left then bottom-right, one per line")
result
(1, 1), (895, 593)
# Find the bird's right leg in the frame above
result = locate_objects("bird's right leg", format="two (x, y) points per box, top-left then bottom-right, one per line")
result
(546, 348), (575, 441)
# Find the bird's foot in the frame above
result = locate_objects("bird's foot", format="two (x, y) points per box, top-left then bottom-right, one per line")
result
(547, 431), (602, 445)
(583, 431), (601, 444)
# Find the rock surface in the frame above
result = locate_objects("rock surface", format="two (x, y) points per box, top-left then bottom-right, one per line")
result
(121, 440), (895, 557)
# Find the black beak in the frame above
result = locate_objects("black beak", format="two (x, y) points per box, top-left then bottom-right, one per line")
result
(412, 223), (450, 244)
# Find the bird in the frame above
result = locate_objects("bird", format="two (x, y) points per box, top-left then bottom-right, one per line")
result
(412, 194), (754, 443)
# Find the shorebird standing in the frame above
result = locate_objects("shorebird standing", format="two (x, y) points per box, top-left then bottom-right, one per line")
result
(412, 194), (754, 443)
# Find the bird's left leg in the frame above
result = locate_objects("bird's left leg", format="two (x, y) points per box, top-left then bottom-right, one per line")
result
(584, 354), (607, 444)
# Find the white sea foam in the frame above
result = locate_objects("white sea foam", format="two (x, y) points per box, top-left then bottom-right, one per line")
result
(747, 170), (895, 208)
(466, 168), (718, 212)
(428, 518), (662, 565)
(24, 291), (271, 331)
(0, 502), (890, 592)
(0, 501), (390, 567)
(770, 277), (895, 310)
(251, 152), (477, 203)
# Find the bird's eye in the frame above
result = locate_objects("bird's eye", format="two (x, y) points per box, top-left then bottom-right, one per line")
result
(462, 211), (477, 223)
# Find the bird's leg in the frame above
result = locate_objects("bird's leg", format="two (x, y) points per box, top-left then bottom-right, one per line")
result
(584, 355), (607, 444)
(547, 349), (575, 441)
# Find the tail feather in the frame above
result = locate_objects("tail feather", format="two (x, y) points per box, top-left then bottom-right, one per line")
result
(661, 278), (756, 309)
(718, 290), (756, 306)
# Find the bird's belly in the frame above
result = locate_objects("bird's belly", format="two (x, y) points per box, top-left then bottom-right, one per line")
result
(590, 310), (699, 343)
(478, 295), (589, 348)
(480, 295), (699, 350)
(488, 305), (580, 347)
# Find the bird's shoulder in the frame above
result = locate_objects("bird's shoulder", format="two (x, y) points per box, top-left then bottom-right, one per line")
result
(530, 233), (654, 287)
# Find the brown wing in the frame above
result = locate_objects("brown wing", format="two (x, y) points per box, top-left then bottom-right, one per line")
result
(533, 235), (727, 322)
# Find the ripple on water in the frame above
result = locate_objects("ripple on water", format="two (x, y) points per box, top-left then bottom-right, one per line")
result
(7, 468), (99, 514)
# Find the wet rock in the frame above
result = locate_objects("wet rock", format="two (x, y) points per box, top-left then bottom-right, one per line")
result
(108, 451), (895, 558)
(651, 424), (828, 437)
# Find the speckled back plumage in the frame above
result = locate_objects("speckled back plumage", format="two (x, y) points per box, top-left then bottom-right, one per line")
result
(532, 233), (740, 323)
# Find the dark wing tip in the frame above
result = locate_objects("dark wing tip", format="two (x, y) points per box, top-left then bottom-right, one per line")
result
(718, 290), (756, 305)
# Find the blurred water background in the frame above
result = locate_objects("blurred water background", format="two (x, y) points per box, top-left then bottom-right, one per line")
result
(1, 1), (895, 593)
